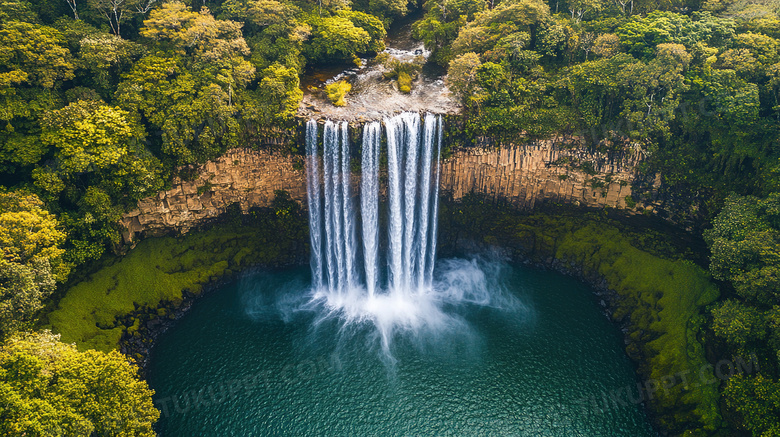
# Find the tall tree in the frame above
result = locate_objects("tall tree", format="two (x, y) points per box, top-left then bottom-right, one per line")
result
(0, 330), (159, 435)
(0, 191), (67, 336)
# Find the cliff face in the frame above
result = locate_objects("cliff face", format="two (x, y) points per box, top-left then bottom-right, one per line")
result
(120, 148), (306, 243)
(121, 140), (649, 243)
(441, 139), (645, 209)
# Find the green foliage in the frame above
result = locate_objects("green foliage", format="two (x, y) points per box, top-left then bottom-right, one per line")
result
(615, 12), (734, 59)
(412, 0), (472, 66)
(0, 20), (75, 89)
(0, 191), (67, 337)
(351, 0), (408, 23)
(705, 192), (780, 435)
(425, 1), (780, 213)
(325, 80), (351, 106)
(712, 299), (767, 346)
(251, 63), (303, 124)
(0, 330), (159, 435)
(379, 52), (423, 93)
(304, 11), (385, 63)
(447, 52), (482, 102)
(2, 0), (780, 434)
(705, 193), (780, 306)
(397, 71), (412, 93)
(0, 0), (397, 280)
(41, 100), (138, 174)
(723, 374), (780, 437)
(337, 9), (386, 53)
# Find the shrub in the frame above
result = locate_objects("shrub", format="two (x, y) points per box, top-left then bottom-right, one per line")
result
(398, 71), (412, 93)
(325, 80), (351, 106)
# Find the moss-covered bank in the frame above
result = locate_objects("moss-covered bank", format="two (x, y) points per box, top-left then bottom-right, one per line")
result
(42, 192), (307, 357)
(438, 194), (721, 435)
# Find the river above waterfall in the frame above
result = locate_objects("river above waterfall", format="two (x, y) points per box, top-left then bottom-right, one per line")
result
(298, 15), (459, 121)
(147, 263), (658, 435)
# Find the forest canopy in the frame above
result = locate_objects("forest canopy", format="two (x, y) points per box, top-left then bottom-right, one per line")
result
(1, 0), (780, 434)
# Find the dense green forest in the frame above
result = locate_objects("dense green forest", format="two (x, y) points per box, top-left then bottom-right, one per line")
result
(0, 0), (779, 433)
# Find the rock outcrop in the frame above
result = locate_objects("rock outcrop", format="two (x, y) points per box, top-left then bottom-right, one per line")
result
(440, 138), (645, 209)
(120, 148), (305, 243)
(121, 138), (649, 243)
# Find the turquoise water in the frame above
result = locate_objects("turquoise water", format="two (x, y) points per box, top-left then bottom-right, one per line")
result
(147, 262), (657, 436)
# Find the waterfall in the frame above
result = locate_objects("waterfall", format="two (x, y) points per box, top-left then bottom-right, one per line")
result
(360, 121), (381, 297)
(306, 120), (323, 290)
(304, 113), (519, 359)
(305, 113), (441, 296)
(310, 120), (358, 294)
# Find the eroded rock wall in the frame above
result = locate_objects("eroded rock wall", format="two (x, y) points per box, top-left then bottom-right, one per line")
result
(441, 139), (644, 209)
(121, 139), (648, 243)
(121, 148), (305, 243)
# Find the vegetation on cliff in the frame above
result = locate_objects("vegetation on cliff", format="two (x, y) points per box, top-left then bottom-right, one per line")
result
(0, 0), (388, 281)
(704, 193), (780, 436)
(427, 0), (780, 223)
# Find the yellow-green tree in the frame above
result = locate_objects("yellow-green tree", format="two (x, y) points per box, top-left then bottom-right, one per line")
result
(41, 100), (139, 174)
(0, 330), (159, 436)
(0, 191), (67, 336)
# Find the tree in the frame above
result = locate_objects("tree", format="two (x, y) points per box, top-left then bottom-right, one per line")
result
(711, 299), (767, 347)
(41, 100), (141, 174)
(38, 100), (162, 263)
(0, 0), (39, 23)
(244, 63), (303, 125)
(351, 0), (408, 23)
(64, 0), (79, 19)
(0, 191), (67, 336)
(305, 14), (373, 63)
(0, 20), (73, 175)
(141, 2), (255, 90)
(337, 9), (386, 53)
(88, 0), (135, 36)
(618, 43), (692, 139)
(568, 0), (605, 22)
(128, 3), (256, 163)
(0, 330), (159, 435)
(723, 374), (780, 437)
(616, 12), (735, 59)
(61, 186), (124, 264)
(0, 21), (75, 89)
(472, 0), (549, 28)
(451, 25), (493, 56)
(447, 52), (482, 104)
(454, 0), (550, 56)
(593, 33), (620, 57)
(705, 193), (780, 306)
(76, 32), (143, 96)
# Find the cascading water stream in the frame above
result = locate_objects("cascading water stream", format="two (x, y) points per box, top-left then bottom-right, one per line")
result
(308, 113), (440, 296)
(306, 112), (505, 357)
(360, 121), (381, 297)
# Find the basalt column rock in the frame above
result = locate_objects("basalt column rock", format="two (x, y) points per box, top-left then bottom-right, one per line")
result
(440, 139), (646, 209)
(121, 148), (306, 243)
(121, 136), (650, 244)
